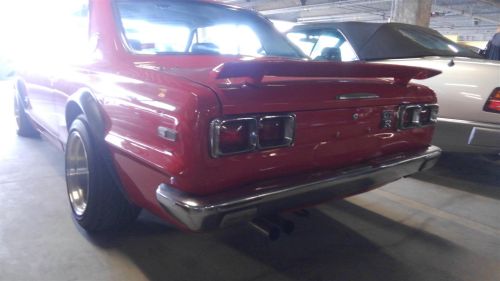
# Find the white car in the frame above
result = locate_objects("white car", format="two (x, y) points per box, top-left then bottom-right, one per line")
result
(287, 22), (500, 155)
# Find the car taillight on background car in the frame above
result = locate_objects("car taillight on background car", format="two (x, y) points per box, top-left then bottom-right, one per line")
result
(398, 104), (439, 130)
(484, 88), (500, 113)
(211, 115), (295, 157)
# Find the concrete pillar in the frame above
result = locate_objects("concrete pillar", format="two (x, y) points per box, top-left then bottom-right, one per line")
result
(391, 0), (432, 27)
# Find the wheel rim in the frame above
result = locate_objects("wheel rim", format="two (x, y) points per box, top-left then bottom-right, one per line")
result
(66, 132), (90, 216)
(14, 97), (21, 128)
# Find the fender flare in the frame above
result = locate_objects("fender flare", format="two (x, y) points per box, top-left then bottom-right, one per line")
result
(66, 89), (107, 140)
(65, 90), (135, 204)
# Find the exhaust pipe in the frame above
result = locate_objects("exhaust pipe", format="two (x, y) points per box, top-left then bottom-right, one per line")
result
(250, 214), (295, 240)
(250, 218), (281, 241)
(266, 215), (295, 235)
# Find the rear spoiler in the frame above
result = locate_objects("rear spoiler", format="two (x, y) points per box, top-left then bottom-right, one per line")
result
(212, 60), (441, 86)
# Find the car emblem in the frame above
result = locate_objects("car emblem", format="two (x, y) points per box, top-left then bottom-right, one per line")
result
(381, 110), (394, 128)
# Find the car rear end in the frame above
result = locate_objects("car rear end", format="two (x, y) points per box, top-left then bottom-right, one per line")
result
(111, 0), (441, 231)
(155, 60), (442, 231)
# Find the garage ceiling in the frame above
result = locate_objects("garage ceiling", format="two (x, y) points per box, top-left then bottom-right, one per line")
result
(221, 0), (500, 41)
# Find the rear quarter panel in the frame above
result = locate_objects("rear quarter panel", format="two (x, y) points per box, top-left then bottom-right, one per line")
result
(91, 66), (221, 217)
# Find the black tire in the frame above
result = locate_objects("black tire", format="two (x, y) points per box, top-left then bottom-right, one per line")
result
(14, 94), (39, 137)
(65, 115), (140, 232)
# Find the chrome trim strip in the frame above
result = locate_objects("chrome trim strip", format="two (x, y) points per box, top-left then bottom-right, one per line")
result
(157, 146), (441, 231)
(337, 93), (380, 100)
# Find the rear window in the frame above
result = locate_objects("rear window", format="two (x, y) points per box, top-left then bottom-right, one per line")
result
(115, 0), (303, 58)
(395, 26), (480, 58)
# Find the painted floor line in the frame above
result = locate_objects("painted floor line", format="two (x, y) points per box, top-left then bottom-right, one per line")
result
(361, 188), (500, 238)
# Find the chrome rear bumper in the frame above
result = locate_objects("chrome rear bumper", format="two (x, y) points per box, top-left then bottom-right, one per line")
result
(156, 145), (441, 231)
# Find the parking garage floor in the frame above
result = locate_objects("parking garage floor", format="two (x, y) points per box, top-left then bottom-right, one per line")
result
(1, 80), (499, 281)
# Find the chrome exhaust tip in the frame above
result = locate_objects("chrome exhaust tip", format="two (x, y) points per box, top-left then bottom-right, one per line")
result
(266, 215), (295, 235)
(250, 218), (281, 241)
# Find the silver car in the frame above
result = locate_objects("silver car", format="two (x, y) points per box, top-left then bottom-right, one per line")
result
(287, 22), (500, 155)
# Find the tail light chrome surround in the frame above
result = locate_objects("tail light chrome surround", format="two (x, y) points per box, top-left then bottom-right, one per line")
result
(210, 114), (295, 158)
(398, 104), (439, 130)
(210, 117), (258, 158)
(421, 104), (439, 126)
(258, 115), (295, 149)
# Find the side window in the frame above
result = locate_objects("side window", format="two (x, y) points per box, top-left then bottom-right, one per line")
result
(310, 31), (358, 62)
(310, 34), (341, 60)
(338, 39), (358, 62)
(286, 32), (319, 56)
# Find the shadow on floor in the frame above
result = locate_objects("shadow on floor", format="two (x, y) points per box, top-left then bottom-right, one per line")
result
(413, 152), (500, 200)
(82, 201), (461, 281)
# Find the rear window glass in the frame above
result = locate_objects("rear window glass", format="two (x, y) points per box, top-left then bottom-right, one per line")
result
(396, 26), (478, 57)
(115, 0), (303, 58)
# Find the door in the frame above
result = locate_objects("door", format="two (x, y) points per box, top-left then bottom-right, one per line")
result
(22, 69), (56, 133)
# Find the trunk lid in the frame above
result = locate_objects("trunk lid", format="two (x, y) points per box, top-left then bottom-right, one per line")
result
(138, 58), (440, 115)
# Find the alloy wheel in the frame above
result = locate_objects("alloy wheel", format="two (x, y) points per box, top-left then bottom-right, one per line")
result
(66, 132), (90, 216)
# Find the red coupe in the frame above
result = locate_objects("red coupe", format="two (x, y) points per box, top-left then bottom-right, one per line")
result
(14, 0), (441, 235)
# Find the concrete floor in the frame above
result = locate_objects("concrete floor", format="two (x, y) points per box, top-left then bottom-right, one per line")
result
(0, 80), (499, 281)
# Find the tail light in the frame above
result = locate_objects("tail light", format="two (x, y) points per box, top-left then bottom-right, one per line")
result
(484, 88), (500, 113)
(398, 104), (438, 130)
(420, 104), (439, 126)
(211, 114), (295, 157)
(399, 105), (421, 129)
(211, 118), (257, 157)
(258, 116), (295, 148)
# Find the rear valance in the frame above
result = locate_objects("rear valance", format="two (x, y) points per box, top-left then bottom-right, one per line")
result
(212, 60), (441, 86)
